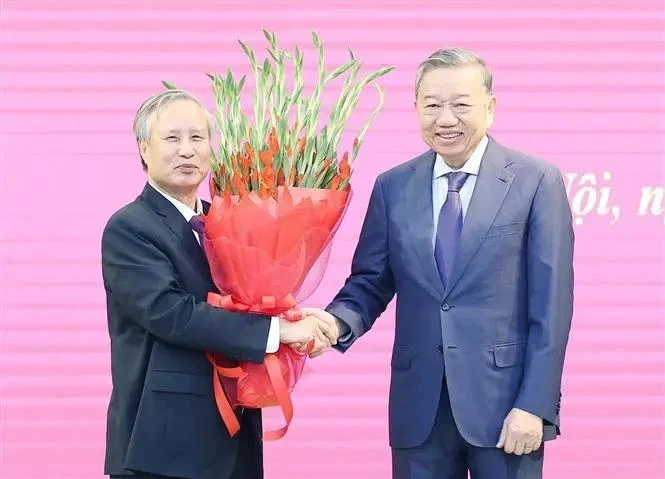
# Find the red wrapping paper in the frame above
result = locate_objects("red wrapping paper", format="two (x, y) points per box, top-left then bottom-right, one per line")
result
(201, 185), (350, 439)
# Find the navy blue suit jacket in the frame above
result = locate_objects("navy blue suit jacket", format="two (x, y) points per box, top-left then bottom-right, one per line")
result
(102, 183), (271, 478)
(327, 137), (574, 449)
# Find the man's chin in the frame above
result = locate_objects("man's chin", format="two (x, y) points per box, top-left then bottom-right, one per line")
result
(434, 144), (464, 158)
(172, 177), (206, 190)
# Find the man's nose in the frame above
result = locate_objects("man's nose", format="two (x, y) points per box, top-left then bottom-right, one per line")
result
(436, 106), (458, 127)
(178, 141), (195, 158)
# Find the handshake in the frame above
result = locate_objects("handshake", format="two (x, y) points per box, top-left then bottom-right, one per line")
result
(278, 308), (341, 358)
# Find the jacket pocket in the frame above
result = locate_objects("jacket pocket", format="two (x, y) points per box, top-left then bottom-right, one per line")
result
(486, 222), (522, 238)
(492, 342), (526, 368)
(149, 370), (212, 396)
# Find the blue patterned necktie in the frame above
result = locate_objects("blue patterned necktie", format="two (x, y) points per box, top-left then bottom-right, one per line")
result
(434, 172), (470, 288)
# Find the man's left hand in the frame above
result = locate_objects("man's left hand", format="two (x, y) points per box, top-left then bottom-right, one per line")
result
(496, 408), (543, 455)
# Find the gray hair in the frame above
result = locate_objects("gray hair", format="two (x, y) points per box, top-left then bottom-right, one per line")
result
(133, 89), (215, 169)
(415, 48), (493, 97)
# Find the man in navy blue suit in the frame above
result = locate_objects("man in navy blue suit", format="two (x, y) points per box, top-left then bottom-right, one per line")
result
(101, 89), (338, 479)
(304, 48), (574, 478)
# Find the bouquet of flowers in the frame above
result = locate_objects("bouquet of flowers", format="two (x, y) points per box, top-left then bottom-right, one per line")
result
(164, 30), (392, 440)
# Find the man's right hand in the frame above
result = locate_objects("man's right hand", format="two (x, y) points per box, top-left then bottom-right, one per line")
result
(278, 313), (339, 353)
(283, 308), (346, 357)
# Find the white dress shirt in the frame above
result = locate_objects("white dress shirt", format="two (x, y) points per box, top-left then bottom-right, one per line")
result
(148, 181), (280, 354)
(431, 135), (488, 246)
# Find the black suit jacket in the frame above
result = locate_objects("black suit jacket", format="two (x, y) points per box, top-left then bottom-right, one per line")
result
(101, 183), (271, 479)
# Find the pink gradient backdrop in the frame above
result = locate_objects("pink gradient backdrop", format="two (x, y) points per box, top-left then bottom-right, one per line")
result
(1, 1), (664, 478)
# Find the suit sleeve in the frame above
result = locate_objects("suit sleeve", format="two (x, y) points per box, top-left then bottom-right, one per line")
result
(513, 166), (574, 424)
(326, 175), (396, 351)
(101, 215), (271, 363)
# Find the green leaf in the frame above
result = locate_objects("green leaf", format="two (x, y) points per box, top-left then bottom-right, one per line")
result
(312, 31), (321, 48)
(363, 66), (395, 85)
(162, 80), (178, 90)
(267, 48), (279, 63)
(325, 59), (357, 83)
(238, 40), (252, 59)
(291, 85), (304, 104)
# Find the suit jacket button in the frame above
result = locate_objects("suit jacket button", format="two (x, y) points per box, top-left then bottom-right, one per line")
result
(441, 303), (450, 311)
(437, 345), (444, 353)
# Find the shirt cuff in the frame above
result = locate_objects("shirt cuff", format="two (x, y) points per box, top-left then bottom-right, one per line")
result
(265, 316), (280, 353)
(336, 318), (352, 342)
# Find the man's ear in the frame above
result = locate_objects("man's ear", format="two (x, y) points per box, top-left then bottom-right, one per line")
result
(486, 96), (497, 128)
(139, 140), (149, 160)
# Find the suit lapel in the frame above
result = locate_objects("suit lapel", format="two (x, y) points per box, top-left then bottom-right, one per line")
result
(443, 138), (515, 297)
(403, 152), (445, 299)
(141, 183), (210, 274)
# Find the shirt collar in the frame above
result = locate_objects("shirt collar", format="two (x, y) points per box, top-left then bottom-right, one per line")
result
(433, 134), (488, 179)
(148, 180), (203, 222)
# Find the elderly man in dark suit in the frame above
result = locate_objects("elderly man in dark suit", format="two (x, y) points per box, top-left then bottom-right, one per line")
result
(101, 89), (338, 479)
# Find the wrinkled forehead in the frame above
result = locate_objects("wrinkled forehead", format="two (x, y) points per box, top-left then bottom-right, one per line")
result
(418, 65), (488, 99)
(150, 99), (208, 132)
